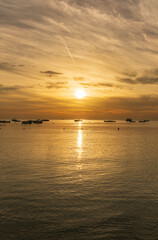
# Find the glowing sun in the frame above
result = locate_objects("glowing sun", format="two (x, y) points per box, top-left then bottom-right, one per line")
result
(75, 89), (86, 99)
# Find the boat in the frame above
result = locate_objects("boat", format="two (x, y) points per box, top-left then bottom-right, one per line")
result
(32, 119), (43, 124)
(139, 120), (150, 123)
(74, 119), (83, 122)
(12, 119), (20, 122)
(126, 118), (135, 122)
(126, 118), (132, 122)
(0, 120), (10, 123)
(42, 119), (49, 122)
(104, 120), (116, 122)
(22, 120), (32, 124)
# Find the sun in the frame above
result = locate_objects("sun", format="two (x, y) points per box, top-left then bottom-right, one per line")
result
(75, 89), (86, 99)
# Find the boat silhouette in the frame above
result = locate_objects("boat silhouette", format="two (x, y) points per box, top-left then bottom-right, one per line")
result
(0, 120), (10, 123)
(12, 119), (20, 122)
(104, 120), (116, 122)
(74, 119), (83, 122)
(126, 118), (136, 122)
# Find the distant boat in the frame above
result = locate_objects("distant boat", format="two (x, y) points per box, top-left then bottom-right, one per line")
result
(74, 119), (83, 122)
(104, 120), (116, 122)
(32, 119), (43, 124)
(12, 119), (20, 122)
(0, 120), (10, 123)
(139, 120), (150, 123)
(126, 118), (136, 122)
(22, 119), (43, 124)
(22, 120), (32, 124)
(126, 118), (132, 122)
(42, 119), (49, 122)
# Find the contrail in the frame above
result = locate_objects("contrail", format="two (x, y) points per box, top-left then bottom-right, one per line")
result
(63, 41), (76, 64)
(47, 1), (76, 64)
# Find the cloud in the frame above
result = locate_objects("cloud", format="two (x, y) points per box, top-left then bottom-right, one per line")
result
(136, 47), (158, 55)
(80, 82), (127, 89)
(0, 62), (26, 72)
(73, 76), (85, 81)
(65, 0), (141, 21)
(40, 70), (63, 77)
(0, 84), (20, 93)
(45, 81), (68, 89)
(18, 64), (25, 67)
(136, 77), (158, 84)
(83, 94), (158, 119)
(0, 62), (31, 80)
(0, 83), (31, 94)
(0, 83), (33, 95)
(0, 62), (42, 82)
(118, 68), (158, 85)
(118, 78), (137, 85)
(0, 62), (18, 72)
(122, 71), (137, 78)
(80, 82), (113, 88)
(119, 77), (158, 85)
(97, 95), (158, 111)
(1, 0), (158, 77)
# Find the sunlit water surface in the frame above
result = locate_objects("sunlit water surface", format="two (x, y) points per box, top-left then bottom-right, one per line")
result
(0, 120), (157, 240)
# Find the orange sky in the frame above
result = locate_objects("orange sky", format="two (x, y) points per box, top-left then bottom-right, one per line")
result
(0, 0), (158, 119)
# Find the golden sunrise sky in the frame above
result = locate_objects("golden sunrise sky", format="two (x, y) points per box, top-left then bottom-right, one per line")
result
(0, 0), (158, 119)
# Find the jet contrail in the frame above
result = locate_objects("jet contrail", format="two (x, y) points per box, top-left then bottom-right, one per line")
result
(47, 1), (76, 64)
(63, 41), (76, 64)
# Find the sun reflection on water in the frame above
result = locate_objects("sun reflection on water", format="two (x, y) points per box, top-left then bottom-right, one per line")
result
(77, 123), (83, 170)
(78, 129), (82, 149)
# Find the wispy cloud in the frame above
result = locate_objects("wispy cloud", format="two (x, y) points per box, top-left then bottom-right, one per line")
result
(45, 81), (68, 89)
(80, 82), (127, 90)
(0, 62), (25, 73)
(40, 70), (63, 77)
(73, 76), (85, 81)
(118, 68), (158, 85)
(0, 83), (32, 94)
(0, 84), (21, 93)
(119, 77), (158, 85)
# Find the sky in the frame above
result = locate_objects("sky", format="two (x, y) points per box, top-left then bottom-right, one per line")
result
(0, 0), (158, 119)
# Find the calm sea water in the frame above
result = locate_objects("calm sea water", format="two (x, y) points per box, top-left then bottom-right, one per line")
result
(0, 120), (157, 240)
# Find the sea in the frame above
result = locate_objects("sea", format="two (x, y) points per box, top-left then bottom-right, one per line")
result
(0, 120), (157, 240)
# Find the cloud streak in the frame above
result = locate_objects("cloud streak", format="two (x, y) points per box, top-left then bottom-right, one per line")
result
(40, 70), (63, 77)
(118, 68), (158, 85)
(80, 82), (128, 90)
(45, 81), (68, 89)
(0, 62), (25, 73)
(0, 83), (32, 94)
